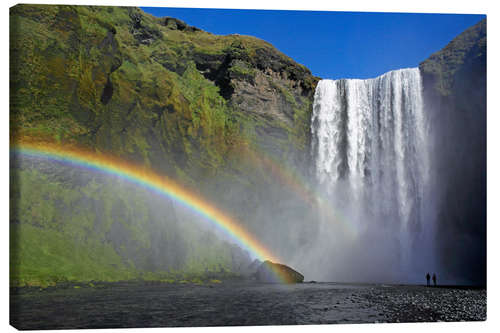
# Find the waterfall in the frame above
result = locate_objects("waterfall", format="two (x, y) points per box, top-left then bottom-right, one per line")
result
(310, 68), (434, 282)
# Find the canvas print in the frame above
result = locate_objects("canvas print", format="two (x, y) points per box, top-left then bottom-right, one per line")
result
(9, 4), (486, 329)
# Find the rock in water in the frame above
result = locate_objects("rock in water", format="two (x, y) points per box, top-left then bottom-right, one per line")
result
(256, 261), (304, 283)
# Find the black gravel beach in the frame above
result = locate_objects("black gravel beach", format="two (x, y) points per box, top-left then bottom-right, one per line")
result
(10, 281), (486, 329)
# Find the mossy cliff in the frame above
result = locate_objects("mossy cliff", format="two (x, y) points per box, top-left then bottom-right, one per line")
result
(419, 18), (486, 285)
(10, 5), (318, 172)
(10, 4), (319, 286)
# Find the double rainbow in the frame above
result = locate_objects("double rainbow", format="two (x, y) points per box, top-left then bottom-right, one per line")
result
(11, 142), (295, 283)
(242, 145), (356, 239)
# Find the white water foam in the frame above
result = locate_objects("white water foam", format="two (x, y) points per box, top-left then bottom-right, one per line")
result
(309, 68), (435, 282)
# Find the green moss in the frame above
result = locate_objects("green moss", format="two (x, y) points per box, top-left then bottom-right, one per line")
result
(420, 18), (486, 96)
(229, 61), (256, 82)
(10, 223), (135, 287)
(10, 4), (311, 177)
(10, 166), (243, 286)
(10, 4), (317, 286)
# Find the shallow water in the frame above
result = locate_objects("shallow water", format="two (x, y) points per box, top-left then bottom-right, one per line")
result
(10, 281), (486, 329)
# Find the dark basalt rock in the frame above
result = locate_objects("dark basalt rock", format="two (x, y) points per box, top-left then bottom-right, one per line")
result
(162, 17), (201, 32)
(419, 18), (486, 286)
(128, 9), (162, 45)
(164, 17), (187, 30)
(256, 261), (304, 283)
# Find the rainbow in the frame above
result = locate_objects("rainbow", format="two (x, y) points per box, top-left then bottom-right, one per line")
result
(11, 142), (294, 283)
(242, 145), (356, 238)
(242, 146), (318, 207)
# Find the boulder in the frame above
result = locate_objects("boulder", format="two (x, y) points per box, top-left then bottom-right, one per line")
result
(255, 261), (304, 283)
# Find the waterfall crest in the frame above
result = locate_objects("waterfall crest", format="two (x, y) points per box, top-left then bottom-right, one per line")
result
(310, 68), (434, 282)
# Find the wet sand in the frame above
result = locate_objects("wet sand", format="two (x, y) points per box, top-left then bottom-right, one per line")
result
(10, 281), (486, 329)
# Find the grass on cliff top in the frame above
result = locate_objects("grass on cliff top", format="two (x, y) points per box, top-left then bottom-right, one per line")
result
(73, 5), (311, 72)
(419, 18), (486, 96)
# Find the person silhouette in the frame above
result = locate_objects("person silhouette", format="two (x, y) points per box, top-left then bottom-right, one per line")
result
(432, 273), (437, 287)
(426, 273), (430, 286)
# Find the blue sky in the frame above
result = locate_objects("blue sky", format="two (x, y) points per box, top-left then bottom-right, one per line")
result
(141, 7), (485, 80)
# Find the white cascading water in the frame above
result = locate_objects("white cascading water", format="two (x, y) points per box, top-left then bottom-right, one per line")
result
(309, 68), (435, 283)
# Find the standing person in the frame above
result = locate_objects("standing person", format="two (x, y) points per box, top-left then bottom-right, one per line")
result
(432, 273), (437, 287)
(426, 273), (430, 286)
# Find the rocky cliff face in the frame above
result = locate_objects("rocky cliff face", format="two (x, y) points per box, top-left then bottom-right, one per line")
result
(10, 4), (318, 286)
(10, 5), (318, 173)
(419, 18), (486, 285)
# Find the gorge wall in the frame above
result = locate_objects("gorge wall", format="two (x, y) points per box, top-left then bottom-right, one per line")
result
(419, 18), (486, 285)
